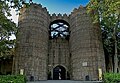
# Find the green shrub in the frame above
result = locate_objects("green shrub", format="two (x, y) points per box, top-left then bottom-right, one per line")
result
(0, 75), (26, 83)
(103, 73), (120, 83)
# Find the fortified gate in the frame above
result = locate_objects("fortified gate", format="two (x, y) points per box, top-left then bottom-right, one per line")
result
(13, 3), (105, 81)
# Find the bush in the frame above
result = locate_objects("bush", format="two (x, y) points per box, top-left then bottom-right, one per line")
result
(103, 73), (120, 83)
(0, 75), (26, 83)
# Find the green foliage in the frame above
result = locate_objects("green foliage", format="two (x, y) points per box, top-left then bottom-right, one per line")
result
(0, 75), (26, 83)
(0, 0), (31, 59)
(87, 0), (120, 23)
(87, 0), (120, 45)
(0, 11), (17, 57)
(0, 0), (28, 58)
(87, 0), (120, 72)
(103, 73), (120, 83)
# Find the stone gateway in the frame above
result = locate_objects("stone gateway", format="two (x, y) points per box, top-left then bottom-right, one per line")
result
(13, 3), (105, 81)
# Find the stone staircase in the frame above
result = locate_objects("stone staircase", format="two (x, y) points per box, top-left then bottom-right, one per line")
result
(27, 80), (103, 83)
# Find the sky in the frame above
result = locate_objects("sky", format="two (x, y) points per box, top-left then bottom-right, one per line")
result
(30, 0), (90, 14)
(10, 0), (90, 24)
(9, 0), (90, 40)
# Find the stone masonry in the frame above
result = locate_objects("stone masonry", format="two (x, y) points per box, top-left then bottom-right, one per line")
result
(13, 3), (105, 81)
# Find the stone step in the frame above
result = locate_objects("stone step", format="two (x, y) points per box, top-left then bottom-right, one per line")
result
(27, 80), (103, 83)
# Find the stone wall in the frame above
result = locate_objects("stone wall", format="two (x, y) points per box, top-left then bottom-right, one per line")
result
(69, 6), (105, 80)
(13, 3), (105, 81)
(48, 14), (70, 79)
(0, 59), (13, 75)
(48, 37), (70, 79)
(13, 4), (50, 80)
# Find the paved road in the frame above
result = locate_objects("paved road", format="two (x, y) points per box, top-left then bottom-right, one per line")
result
(27, 80), (103, 83)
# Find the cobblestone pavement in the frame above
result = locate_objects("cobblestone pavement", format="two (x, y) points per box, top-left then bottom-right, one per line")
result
(27, 80), (103, 83)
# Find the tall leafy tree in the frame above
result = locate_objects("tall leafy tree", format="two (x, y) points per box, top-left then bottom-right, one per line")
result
(87, 0), (120, 73)
(0, 0), (29, 59)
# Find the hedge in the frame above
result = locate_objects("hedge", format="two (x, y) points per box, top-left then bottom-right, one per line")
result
(0, 75), (26, 83)
(104, 73), (120, 83)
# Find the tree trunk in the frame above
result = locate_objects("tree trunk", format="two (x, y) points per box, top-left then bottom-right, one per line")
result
(118, 61), (120, 73)
(113, 26), (118, 73)
(108, 56), (113, 72)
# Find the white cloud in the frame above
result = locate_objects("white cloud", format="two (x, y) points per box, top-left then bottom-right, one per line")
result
(7, 9), (18, 40)
(8, 8), (19, 24)
(9, 34), (16, 40)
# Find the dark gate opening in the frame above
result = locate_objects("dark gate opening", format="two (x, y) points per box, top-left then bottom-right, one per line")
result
(53, 65), (66, 80)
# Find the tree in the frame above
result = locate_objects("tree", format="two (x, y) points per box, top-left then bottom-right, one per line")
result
(0, 0), (29, 59)
(87, 0), (120, 73)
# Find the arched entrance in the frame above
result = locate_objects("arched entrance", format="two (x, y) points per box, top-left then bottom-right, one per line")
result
(53, 65), (66, 80)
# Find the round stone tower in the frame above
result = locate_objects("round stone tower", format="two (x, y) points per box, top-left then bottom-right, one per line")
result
(13, 3), (50, 80)
(69, 6), (105, 80)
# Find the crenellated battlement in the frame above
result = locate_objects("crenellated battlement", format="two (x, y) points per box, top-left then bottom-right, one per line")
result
(50, 13), (69, 17)
(20, 3), (49, 15)
(50, 13), (69, 23)
(19, 3), (88, 23)
(20, 3), (87, 17)
(70, 5), (86, 15)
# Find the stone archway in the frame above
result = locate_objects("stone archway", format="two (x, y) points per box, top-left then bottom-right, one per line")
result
(49, 20), (70, 39)
(53, 65), (66, 80)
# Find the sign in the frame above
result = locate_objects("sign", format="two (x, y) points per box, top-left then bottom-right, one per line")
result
(82, 62), (87, 67)
(20, 69), (24, 75)
(98, 68), (102, 81)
